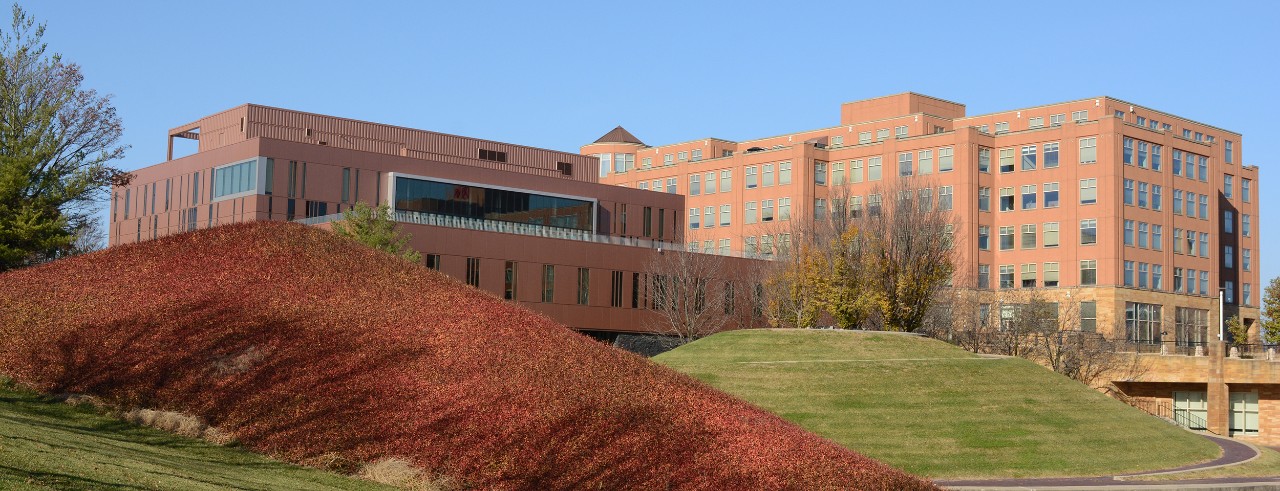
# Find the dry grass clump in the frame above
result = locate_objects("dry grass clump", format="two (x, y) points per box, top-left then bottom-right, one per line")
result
(120, 408), (236, 445)
(357, 458), (456, 491)
(59, 393), (103, 407)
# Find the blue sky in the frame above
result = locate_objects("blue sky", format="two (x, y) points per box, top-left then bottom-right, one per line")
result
(21, 1), (1280, 286)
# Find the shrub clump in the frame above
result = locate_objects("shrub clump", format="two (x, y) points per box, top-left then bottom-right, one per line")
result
(0, 222), (935, 490)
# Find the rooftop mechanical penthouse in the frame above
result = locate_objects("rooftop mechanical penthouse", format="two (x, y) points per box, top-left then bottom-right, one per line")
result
(109, 105), (760, 338)
(584, 92), (1262, 344)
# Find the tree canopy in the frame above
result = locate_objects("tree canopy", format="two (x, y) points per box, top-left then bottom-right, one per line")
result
(331, 202), (422, 263)
(0, 4), (129, 270)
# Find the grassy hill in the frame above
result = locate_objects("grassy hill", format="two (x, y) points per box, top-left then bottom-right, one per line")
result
(656, 329), (1220, 479)
(0, 222), (933, 490)
(0, 383), (390, 491)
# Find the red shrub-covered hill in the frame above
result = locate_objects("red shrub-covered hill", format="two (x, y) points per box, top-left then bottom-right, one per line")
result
(0, 222), (934, 490)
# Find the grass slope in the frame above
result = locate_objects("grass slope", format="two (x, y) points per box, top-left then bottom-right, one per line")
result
(0, 222), (933, 490)
(656, 329), (1221, 479)
(0, 384), (389, 491)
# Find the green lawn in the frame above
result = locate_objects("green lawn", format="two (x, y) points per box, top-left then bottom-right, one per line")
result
(656, 329), (1221, 479)
(0, 384), (393, 491)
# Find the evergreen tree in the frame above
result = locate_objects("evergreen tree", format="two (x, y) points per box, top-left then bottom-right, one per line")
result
(331, 202), (422, 263)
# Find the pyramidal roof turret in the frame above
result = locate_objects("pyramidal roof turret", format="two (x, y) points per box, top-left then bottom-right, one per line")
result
(593, 126), (645, 145)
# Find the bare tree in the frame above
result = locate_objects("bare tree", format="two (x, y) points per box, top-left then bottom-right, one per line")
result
(643, 249), (738, 345)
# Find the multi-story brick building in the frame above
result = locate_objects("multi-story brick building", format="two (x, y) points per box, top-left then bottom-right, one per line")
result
(585, 92), (1262, 344)
(108, 105), (759, 339)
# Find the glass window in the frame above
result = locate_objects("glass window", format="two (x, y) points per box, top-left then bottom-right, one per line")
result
(1044, 262), (1060, 287)
(720, 204), (731, 226)
(1137, 182), (1148, 208)
(704, 206), (714, 229)
(1123, 137), (1134, 165)
(851, 160), (864, 183)
(1021, 224), (1037, 249)
(746, 166), (758, 188)
(705, 172), (716, 194)
(939, 186), (953, 211)
(577, 267), (590, 305)
(763, 164), (775, 187)
(832, 162), (845, 185)
(1152, 225), (1163, 251)
(1029, 116), (1044, 129)
(978, 264), (990, 289)
(814, 161), (827, 185)
(1137, 141), (1149, 168)
(877, 128), (890, 141)
(212, 159), (257, 199)
(1124, 220), (1134, 246)
(978, 226), (990, 250)
(1000, 226), (1014, 250)
(689, 174), (701, 196)
(918, 150), (933, 175)
(1200, 271), (1209, 295)
(1080, 178), (1097, 204)
(1225, 140), (1234, 164)
(1043, 142), (1059, 168)
(939, 147), (954, 172)
(1224, 174), (1234, 199)
(1021, 184), (1036, 210)
(1000, 187), (1014, 211)
(1198, 156), (1208, 181)
(542, 265), (555, 302)
(1043, 222), (1059, 247)
(995, 122), (1009, 134)
(859, 131), (871, 144)
(1152, 144), (1162, 171)
(1224, 210), (1234, 233)
(1242, 179), (1251, 203)
(918, 188), (932, 211)
(1244, 249), (1251, 271)
(1072, 110), (1088, 122)
(899, 152), (913, 176)
(1152, 185), (1162, 210)
(779, 197), (791, 220)
(1125, 302), (1163, 343)
(1021, 263), (1037, 288)
(978, 187), (991, 212)
(762, 199), (774, 222)
(999, 148), (1015, 173)
(1173, 149), (1183, 175)
(1080, 301), (1097, 331)
(1080, 219), (1097, 245)
(1021, 145), (1037, 170)
(779, 162), (792, 184)
(1198, 195), (1208, 218)
(1138, 222), (1148, 248)
(868, 157), (882, 181)
(745, 201), (757, 224)
(688, 208), (699, 229)
(395, 176), (593, 232)
(1043, 182), (1060, 208)
(895, 125), (907, 138)
(1123, 179), (1135, 205)
(1080, 260), (1097, 285)
(978, 147), (991, 172)
(1243, 214), (1251, 236)
(1199, 233), (1209, 258)
(1079, 137), (1097, 163)
(1124, 261), (1135, 286)
(1225, 245), (1234, 268)
(1000, 264), (1015, 288)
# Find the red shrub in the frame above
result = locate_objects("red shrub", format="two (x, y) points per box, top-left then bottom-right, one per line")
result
(0, 222), (935, 490)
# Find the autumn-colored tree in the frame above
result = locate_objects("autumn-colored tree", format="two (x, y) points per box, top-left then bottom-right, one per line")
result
(1262, 277), (1280, 346)
(0, 5), (131, 270)
(332, 202), (422, 263)
(821, 227), (878, 329)
(762, 235), (826, 329)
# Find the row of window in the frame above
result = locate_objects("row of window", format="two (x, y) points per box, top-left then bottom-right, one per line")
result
(1122, 220), (1168, 251)
(689, 204), (736, 229)
(980, 110), (1089, 135)
(687, 169), (733, 196)
(979, 262), (1077, 289)
(979, 222), (1066, 251)
(745, 162), (794, 188)
(981, 181), (1079, 212)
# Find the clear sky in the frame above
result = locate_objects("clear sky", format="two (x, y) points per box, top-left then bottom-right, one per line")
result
(19, 0), (1280, 287)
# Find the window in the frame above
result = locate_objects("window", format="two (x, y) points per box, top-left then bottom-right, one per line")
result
(691, 149), (702, 161)
(939, 147), (954, 172)
(1244, 249), (1252, 271)
(895, 125), (907, 138)
(1021, 224), (1037, 249)
(666, 178), (676, 193)
(1173, 190), (1183, 214)
(1199, 233), (1209, 258)
(641, 157), (651, 169)
(1173, 149), (1183, 175)
(939, 186), (953, 210)
(1021, 263), (1037, 288)
(978, 187), (991, 212)
(1137, 141), (1149, 168)
(1242, 179), (1251, 202)
(478, 149), (507, 162)
(917, 189), (932, 211)
(978, 264), (991, 289)
(1040, 142), (1058, 169)
(779, 197), (791, 220)
(1174, 268), (1185, 292)
(1185, 191), (1197, 217)
(1224, 174), (1234, 199)
(1043, 222), (1059, 247)
(745, 236), (758, 255)
(1225, 281), (1234, 303)
(849, 196), (863, 218)
(1043, 262), (1060, 287)
(1000, 264), (1015, 288)
(762, 199), (774, 222)
(1124, 261), (1135, 286)
(1000, 187), (1014, 211)
(1224, 245), (1234, 268)
(1152, 185), (1162, 210)
(720, 169), (731, 191)
(1080, 178), (1097, 204)
(851, 160), (864, 183)
(705, 172), (716, 194)
(1224, 210), (1234, 233)
(978, 147), (991, 172)
(504, 261), (518, 300)
(1124, 220), (1135, 246)
(898, 152), (913, 176)
(718, 239), (730, 256)
(745, 201), (757, 224)
(1200, 271), (1209, 295)
(1029, 116), (1044, 129)
(1198, 156), (1207, 181)
(746, 166), (758, 188)
(1000, 226), (1014, 250)
(1243, 214), (1251, 236)
(1021, 145), (1037, 170)
(611, 271), (624, 308)
(1152, 144), (1162, 171)
(1019, 184), (1036, 210)
(1138, 262), (1149, 288)
(814, 199), (826, 220)
(779, 162), (792, 184)
(1051, 113), (1066, 126)
(1125, 302), (1163, 343)
(832, 162), (845, 185)
(703, 206), (714, 229)
(1080, 219), (1097, 245)
(1137, 182), (1148, 208)
(859, 131), (872, 144)
(1123, 179), (1134, 205)
(1231, 392), (1260, 436)
(1174, 228), (1184, 253)
(720, 204), (731, 226)
(876, 128), (889, 141)
(868, 157), (882, 181)
(995, 121), (1009, 134)
(639, 182), (648, 191)
(425, 254), (440, 271)
(1244, 283), (1252, 306)
(690, 174), (701, 196)
(1185, 229), (1197, 256)
(1043, 182), (1060, 208)
(814, 161), (827, 184)
(688, 208), (700, 229)
(1152, 225), (1163, 251)
(978, 226), (991, 250)
(763, 164), (775, 187)
(1117, 110), (1127, 120)
(831, 135), (843, 147)
(662, 154), (673, 166)
(1136, 116), (1147, 127)
(578, 267), (590, 305)
(466, 257), (481, 287)
(1072, 110), (1088, 122)
(999, 148), (1015, 173)
(191, 171), (201, 205)
(1198, 195), (1208, 219)
(868, 194), (882, 216)
(1123, 137), (1134, 165)
(677, 151), (688, 161)
(918, 150), (933, 174)
(1080, 301), (1097, 331)
(1079, 137), (1097, 163)
(1080, 260), (1097, 285)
